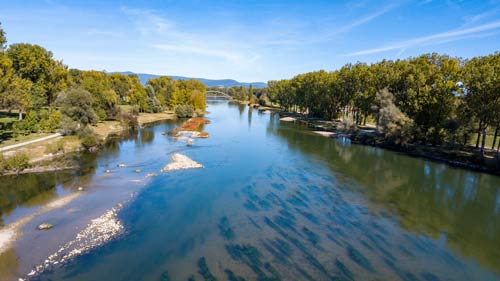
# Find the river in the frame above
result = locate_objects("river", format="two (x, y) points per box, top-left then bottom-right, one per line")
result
(1, 100), (499, 280)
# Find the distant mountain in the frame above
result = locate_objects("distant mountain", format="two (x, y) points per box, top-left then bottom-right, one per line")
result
(112, 71), (267, 88)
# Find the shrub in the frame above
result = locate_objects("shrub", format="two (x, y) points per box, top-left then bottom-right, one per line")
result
(78, 127), (101, 151)
(174, 104), (195, 118)
(258, 94), (270, 106)
(120, 111), (139, 130)
(375, 89), (414, 145)
(4, 152), (30, 173)
(39, 109), (61, 132)
(0, 154), (6, 174)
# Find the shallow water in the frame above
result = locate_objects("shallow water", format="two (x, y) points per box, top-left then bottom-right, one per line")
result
(2, 101), (500, 280)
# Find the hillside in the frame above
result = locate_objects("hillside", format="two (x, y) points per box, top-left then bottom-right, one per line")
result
(113, 71), (267, 88)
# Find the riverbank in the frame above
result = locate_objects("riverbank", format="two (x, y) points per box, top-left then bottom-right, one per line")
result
(279, 112), (500, 177)
(0, 111), (178, 176)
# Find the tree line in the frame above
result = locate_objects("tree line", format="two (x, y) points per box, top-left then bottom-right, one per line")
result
(0, 22), (206, 140)
(267, 52), (500, 154)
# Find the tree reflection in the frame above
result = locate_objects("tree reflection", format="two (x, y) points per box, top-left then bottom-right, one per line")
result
(268, 121), (500, 272)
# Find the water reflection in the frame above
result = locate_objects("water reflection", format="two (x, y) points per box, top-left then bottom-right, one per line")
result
(23, 103), (500, 281)
(268, 117), (500, 272)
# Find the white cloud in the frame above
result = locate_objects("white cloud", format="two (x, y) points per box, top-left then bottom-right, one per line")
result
(346, 20), (500, 56)
(121, 7), (173, 35)
(153, 43), (259, 65)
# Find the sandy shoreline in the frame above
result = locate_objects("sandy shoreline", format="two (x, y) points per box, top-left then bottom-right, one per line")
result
(0, 193), (81, 256)
(25, 205), (124, 279)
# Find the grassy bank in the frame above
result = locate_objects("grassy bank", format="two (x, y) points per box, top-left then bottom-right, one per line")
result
(0, 111), (178, 175)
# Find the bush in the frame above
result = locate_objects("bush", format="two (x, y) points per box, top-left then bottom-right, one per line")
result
(375, 89), (414, 145)
(0, 154), (6, 174)
(39, 109), (61, 132)
(3, 152), (30, 173)
(174, 104), (195, 118)
(258, 94), (270, 106)
(120, 111), (139, 130)
(13, 111), (39, 136)
(78, 127), (101, 151)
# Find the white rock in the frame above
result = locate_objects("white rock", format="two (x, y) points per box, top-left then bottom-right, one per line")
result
(160, 153), (203, 172)
(280, 117), (296, 122)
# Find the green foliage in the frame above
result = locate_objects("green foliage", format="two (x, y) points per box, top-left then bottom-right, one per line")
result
(0, 22), (6, 50)
(375, 89), (414, 145)
(78, 127), (101, 151)
(147, 77), (206, 110)
(258, 94), (270, 106)
(39, 109), (61, 132)
(7, 43), (68, 107)
(120, 110), (139, 130)
(2, 152), (30, 173)
(57, 88), (97, 134)
(248, 84), (254, 102)
(174, 104), (195, 118)
(13, 110), (39, 135)
(267, 53), (500, 146)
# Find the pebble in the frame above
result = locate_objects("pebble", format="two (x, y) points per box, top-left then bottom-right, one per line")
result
(38, 223), (53, 230)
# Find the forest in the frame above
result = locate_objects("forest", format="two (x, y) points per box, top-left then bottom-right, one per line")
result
(266, 52), (500, 155)
(0, 23), (206, 142)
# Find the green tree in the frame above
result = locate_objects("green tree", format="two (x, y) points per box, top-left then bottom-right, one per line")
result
(7, 44), (68, 108)
(0, 53), (32, 119)
(57, 88), (96, 134)
(375, 89), (414, 145)
(462, 52), (500, 157)
(248, 84), (253, 103)
(0, 22), (6, 51)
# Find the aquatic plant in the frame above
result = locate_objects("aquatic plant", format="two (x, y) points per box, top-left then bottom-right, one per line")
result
(274, 215), (301, 236)
(294, 208), (319, 224)
(247, 216), (261, 229)
(347, 245), (375, 272)
(225, 269), (246, 281)
(218, 216), (236, 240)
(335, 259), (354, 281)
(302, 227), (320, 246)
(197, 257), (217, 281)
(160, 271), (171, 281)
(270, 183), (285, 191)
(244, 200), (259, 211)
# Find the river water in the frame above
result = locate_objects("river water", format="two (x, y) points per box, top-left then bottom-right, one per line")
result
(1, 100), (500, 280)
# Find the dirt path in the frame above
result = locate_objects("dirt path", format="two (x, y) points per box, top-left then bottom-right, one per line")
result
(0, 133), (62, 152)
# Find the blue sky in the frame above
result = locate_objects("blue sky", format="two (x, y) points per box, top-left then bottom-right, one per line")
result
(0, 0), (499, 82)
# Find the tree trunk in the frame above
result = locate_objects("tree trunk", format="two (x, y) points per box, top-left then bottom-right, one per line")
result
(492, 124), (499, 150)
(475, 120), (482, 148)
(480, 128), (487, 159)
(497, 137), (500, 158)
(18, 111), (23, 121)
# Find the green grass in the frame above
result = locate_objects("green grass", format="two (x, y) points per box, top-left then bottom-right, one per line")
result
(0, 133), (53, 149)
(469, 133), (498, 149)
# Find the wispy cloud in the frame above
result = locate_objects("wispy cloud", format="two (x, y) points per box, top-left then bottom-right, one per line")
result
(462, 9), (499, 27)
(262, 1), (403, 47)
(346, 20), (500, 56)
(335, 2), (401, 34)
(121, 7), (173, 35)
(153, 43), (259, 65)
(120, 6), (259, 66)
